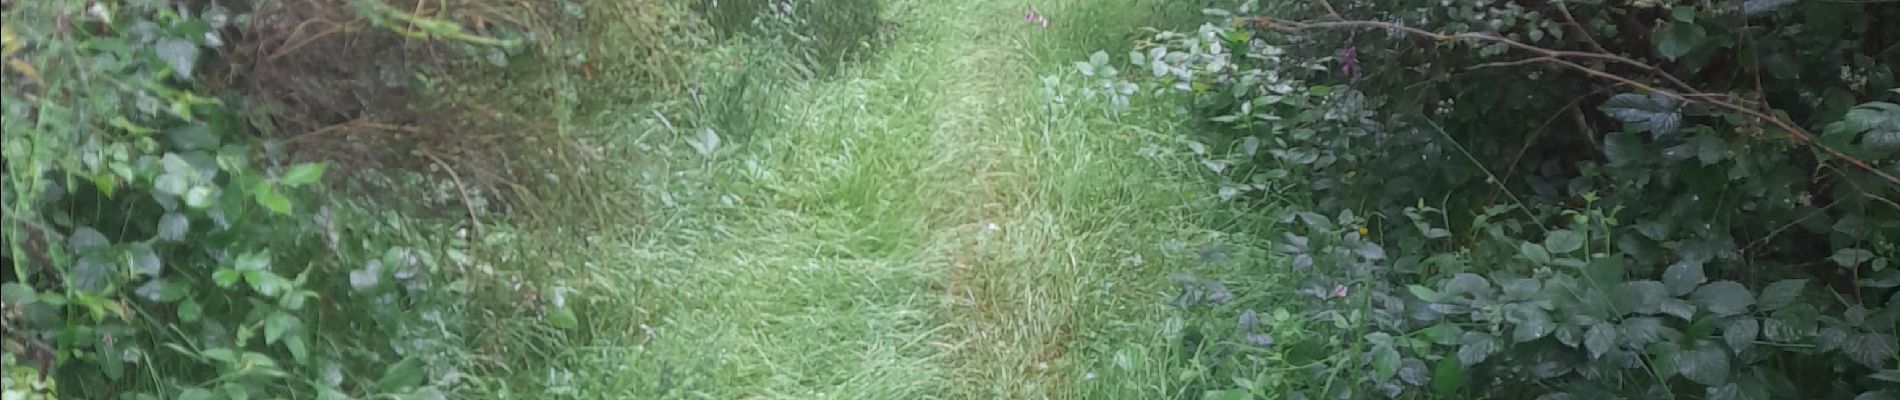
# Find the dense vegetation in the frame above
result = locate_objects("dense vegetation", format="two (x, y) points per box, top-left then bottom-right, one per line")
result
(1086, 0), (1900, 398)
(4, 0), (1894, 398)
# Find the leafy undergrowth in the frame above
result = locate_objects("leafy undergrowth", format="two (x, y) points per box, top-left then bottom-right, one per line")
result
(1062, 0), (1900, 399)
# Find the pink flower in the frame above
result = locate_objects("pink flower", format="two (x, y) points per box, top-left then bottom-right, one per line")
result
(1338, 47), (1359, 80)
(1331, 284), (1350, 299)
(1026, 8), (1036, 23)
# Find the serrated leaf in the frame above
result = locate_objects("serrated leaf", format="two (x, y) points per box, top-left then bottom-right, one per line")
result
(1458, 332), (1498, 366)
(1664, 262), (1705, 296)
(1844, 333), (1897, 368)
(1601, 92), (1683, 137)
(1756, 279), (1806, 311)
(1692, 281), (1755, 316)
(1615, 280), (1669, 315)
(281, 163), (326, 187)
(1544, 230), (1585, 254)
(1620, 317), (1670, 347)
(1723, 318), (1758, 352)
(1676, 342), (1730, 385)
(1585, 323), (1617, 358)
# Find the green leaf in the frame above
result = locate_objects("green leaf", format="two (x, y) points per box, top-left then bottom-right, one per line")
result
(1723, 318), (1759, 352)
(1693, 134), (1728, 165)
(178, 388), (216, 400)
(1372, 344), (1401, 382)
(157, 212), (190, 241)
(179, 299), (202, 322)
(1544, 230), (1585, 254)
(236, 250), (270, 271)
(213, 269), (242, 288)
(1408, 284), (1442, 302)
(1520, 242), (1552, 265)
(1614, 280), (1668, 315)
(1457, 332), (1498, 366)
(547, 307), (580, 330)
(1432, 357), (1467, 395)
(1604, 131), (1648, 166)
(1657, 22), (1707, 60)
(281, 163), (326, 187)
(378, 356), (425, 392)
(1743, 0), (1795, 15)
(1844, 333), (1897, 368)
(1201, 390), (1250, 400)
(1601, 92), (1683, 137)
(1676, 342), (1731, 385)
(1620, 317), (1671, 347)
(255, 186), (293, 215)
(155, 37), (200, 78)
(1585, 323), (1617, 359)
(1664, 262), (1705, 296)
(264, 311), (298, 344)
(1756, 279), (1806, 311)
(184, 185), (214, 209)
(1692, 281), (1755, 316)
(285, 336), (308, 363)
(1832, 248), (1876, 267)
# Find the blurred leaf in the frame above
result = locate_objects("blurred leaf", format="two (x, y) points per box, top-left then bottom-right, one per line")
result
(1692, 281), (1755, 316)
(1664, 262), (1705, 296)
(548, 307), (580, 330)
(255, 186), (293, 215)
(378, 356), (425, 392)
(1756, 279), (1806, 311)
(1676, 342), (1730, 385)
(1601, 92), (1683, 137)
(1656, 22), (1706, 60)
(1372, 344), (1401, 382)
(1544, 230), (1585, 254)
(155, 37), (199, 78)
(281, 163), (326, 187)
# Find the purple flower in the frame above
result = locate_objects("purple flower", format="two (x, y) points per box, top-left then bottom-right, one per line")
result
(1338, 47), (1359, 80)
(1026, 8), (1036, 23)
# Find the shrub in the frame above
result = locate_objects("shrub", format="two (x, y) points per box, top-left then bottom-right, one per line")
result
(1085, 0), (1900, 398)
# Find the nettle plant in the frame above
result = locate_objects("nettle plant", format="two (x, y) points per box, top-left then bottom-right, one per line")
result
(1085, 0), (1900, 398)
(2, 2), (485, 398)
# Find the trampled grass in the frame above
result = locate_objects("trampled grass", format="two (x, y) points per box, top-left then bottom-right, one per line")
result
(497, 0), (1292, 398)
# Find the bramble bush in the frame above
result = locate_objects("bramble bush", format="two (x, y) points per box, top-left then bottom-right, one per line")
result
(0, 1), (564, 398)
(1075, 0), (1900, 398)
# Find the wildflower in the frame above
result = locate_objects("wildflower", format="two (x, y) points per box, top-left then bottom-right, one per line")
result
(1026, 7), (1048, 28)
(1358, 226), (1370, 236)
(1338, 47), (1359, 80)
(1331, 284), (1350, 299)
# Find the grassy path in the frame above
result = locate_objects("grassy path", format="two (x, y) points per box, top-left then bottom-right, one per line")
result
(565, 1), (1224, 398)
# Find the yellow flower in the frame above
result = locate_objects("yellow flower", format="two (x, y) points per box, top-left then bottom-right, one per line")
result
(1358, 226), (1370, 236)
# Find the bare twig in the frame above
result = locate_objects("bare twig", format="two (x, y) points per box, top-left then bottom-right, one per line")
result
(1244, 16), (1900, 186)
(1552, 1), (1610, 54)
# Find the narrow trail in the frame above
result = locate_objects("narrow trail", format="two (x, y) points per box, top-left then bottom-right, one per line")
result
(591, 1), (1207, 398)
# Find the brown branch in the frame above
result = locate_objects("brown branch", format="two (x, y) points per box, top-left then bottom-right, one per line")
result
(1245, 16), (1900, 186)
(1552, 1), (1610, 54)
